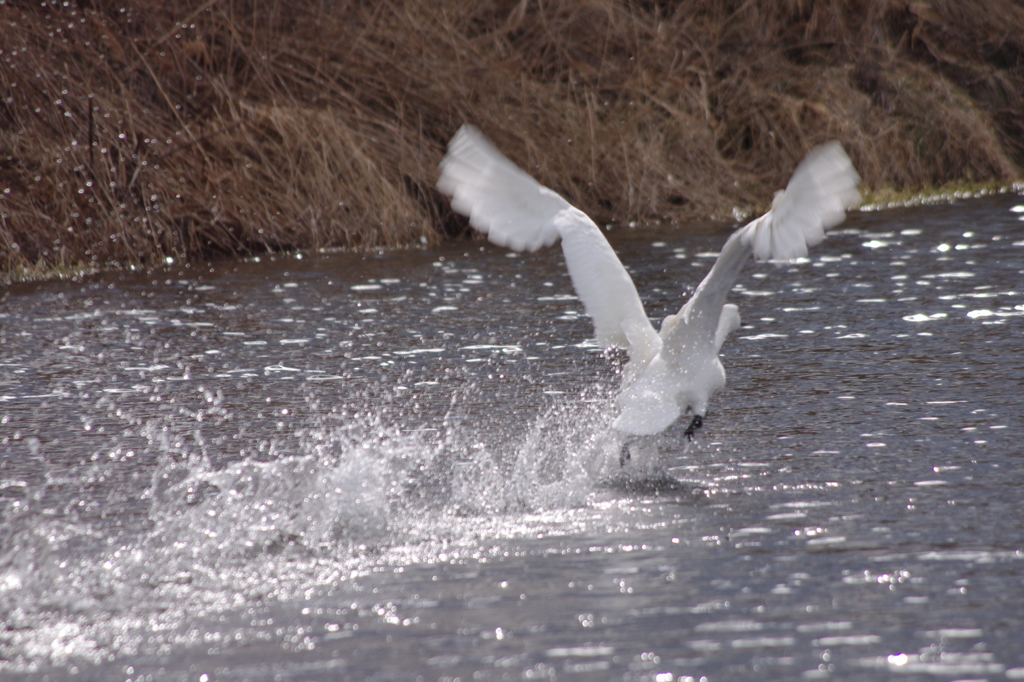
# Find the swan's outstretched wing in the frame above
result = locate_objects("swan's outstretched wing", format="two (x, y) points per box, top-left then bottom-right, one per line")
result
(658, 225), (755, 360)
(437, 125), (566, 252)
(438, 124), (658, 354)
(555, 210), (661, 353)
(748, 141), (861, 261)
(661, 141), (860, 359)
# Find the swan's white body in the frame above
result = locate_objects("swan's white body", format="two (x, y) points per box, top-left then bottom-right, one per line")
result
(438, 125), (860, 435)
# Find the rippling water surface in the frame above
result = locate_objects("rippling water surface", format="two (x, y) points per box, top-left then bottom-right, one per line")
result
(2, 196), (1024, 681)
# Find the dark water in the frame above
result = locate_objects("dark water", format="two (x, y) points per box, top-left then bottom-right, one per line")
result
(2, 195), (1023, 681)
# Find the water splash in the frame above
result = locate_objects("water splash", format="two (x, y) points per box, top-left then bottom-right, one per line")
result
(0, 387), (658, 671)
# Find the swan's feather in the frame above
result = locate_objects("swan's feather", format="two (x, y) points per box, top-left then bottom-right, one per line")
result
(662, 142), (860, 361)
(437, 125), (566, 252)
(438, 124), (657, 355)
(745, 141), (861, 261)
(715, 303), (741, 353)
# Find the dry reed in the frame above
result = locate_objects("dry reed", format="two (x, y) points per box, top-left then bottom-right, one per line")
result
(1, 0), (1022, 280)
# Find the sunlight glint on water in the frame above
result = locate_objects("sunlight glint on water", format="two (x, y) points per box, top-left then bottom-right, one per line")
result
(1, 196), (1023, 679)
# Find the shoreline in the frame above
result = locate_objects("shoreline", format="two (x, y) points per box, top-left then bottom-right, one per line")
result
(4, 181), (1020, 287)
(3, 1), (1023, 282)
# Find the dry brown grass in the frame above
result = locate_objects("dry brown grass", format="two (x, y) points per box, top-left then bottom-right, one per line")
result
(2, 0), (1022, 279)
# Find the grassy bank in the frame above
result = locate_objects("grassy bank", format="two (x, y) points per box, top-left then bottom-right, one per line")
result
(2, 0), (1022, 281)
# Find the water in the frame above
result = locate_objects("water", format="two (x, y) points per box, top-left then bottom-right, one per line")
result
(2, 195), (1023, 681)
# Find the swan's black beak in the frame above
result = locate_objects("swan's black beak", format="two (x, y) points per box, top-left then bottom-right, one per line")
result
(684, 414), (704, 440)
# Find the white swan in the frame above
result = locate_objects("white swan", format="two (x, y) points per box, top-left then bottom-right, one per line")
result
(437, 125), (860, 437)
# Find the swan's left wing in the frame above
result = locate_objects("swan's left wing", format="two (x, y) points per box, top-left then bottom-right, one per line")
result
(555, 209), (659, 354)
(437, 125), (567, 252)
(438, 125), (658, 355)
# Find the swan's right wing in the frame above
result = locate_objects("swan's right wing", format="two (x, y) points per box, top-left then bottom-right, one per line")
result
(747, 141), (861, 261)
(438, 125), (658, 355)
(659, 225), (754, 361)
(661, 142), (860, 360)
